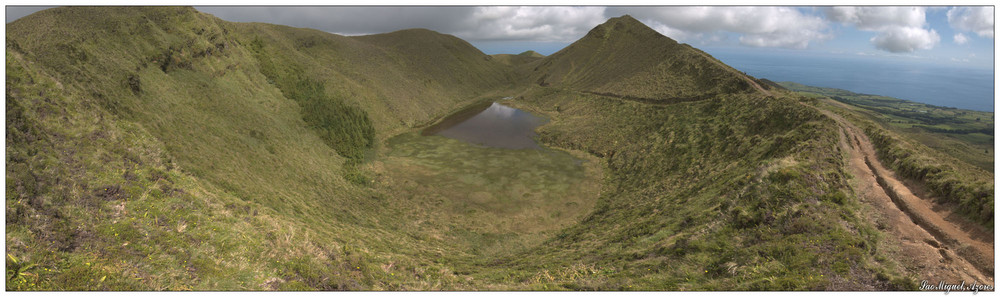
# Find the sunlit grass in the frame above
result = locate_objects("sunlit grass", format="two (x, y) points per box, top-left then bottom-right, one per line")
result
(6, 7), (945, 291)
(378, 131), (601, 258)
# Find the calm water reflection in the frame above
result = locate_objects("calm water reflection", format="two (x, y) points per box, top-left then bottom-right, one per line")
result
(422, 102), (546, 149)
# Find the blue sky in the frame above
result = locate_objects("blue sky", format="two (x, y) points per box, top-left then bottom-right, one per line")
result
(6, 6), (995, 67)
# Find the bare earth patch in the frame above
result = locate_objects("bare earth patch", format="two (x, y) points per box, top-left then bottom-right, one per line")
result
(817, 103), (993, 286)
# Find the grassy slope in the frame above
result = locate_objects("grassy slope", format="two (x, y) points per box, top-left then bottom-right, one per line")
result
(490, 50), (545, 66)
(462, 16), (912, 289)
(6, 7), (516, 290)
(528, 15), (758, 102)
(488, 88), (909, 290)
(778, 82), (993, 228)
(240, 24), (518, 138)
(6, 8), (931, 291)
(372, 131), (603, 280)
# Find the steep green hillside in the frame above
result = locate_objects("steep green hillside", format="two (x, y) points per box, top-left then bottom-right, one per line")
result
(240, 23), (518, 136)
(481, 87), (908, 290)
(529, 15), (764, 102)
(6, 7), (962, 291)
(6, 6), (517, 290)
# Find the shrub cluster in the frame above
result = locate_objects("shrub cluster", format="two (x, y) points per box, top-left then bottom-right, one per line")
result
(251, 37), (375, 162)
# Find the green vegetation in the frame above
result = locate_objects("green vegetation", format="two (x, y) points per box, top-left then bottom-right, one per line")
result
(780, 81), (993, 170)
(490, 50), (545, 66)
(376, 131), (602, 264)
(863, 116), (994, 228)
(489, 88), (909, 290)
(250, 38), (374, 161)
(235, 22), (517, 135)
(780, 82), (993, 228)
(7, 7), (977, 291)
(6, 6), (515, 290)
(527, 15), (757, 102)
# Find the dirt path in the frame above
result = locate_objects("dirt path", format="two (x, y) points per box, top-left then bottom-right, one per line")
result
(814, 104), (993, 285)
(741, 75), (772, 97)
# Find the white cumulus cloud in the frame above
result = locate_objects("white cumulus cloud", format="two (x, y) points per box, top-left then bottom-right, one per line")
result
(826, 6), (940, 53)
(826, 7), (926, 30)
(871, 26), (940, 53)
(195, 6), (606, 43)
(608, 7), (831, 49)
(455, 7), (607, 42)
(947, 6), (994, 38)
(954, 33), (970, 44)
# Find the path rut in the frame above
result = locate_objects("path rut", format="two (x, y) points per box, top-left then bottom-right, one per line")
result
(815, 103), (993, 285)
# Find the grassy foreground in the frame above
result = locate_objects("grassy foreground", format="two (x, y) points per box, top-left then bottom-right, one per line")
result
(7, 7), (984, 290)
(485, 87), (914, 290)
(6, 6), (517, 290)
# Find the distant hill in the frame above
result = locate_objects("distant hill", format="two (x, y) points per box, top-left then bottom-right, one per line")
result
(243, 25), (517, 134)
(490, 50), (545, 66)
(530, 15), (765, 102)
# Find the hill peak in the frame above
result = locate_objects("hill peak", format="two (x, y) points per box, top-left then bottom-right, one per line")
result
(605, 14), (641, 25)
(517, 50), (544, 58)
(584, 14), (665, 41)
(531, 13), (760, 101)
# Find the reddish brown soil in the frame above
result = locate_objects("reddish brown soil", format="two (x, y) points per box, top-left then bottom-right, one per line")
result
(816, 104), (993, 286)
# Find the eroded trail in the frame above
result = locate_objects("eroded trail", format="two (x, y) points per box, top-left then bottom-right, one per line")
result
(815, 105), (993, 285)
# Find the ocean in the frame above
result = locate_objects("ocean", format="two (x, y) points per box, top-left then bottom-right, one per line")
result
(704, 48), (995, 112)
